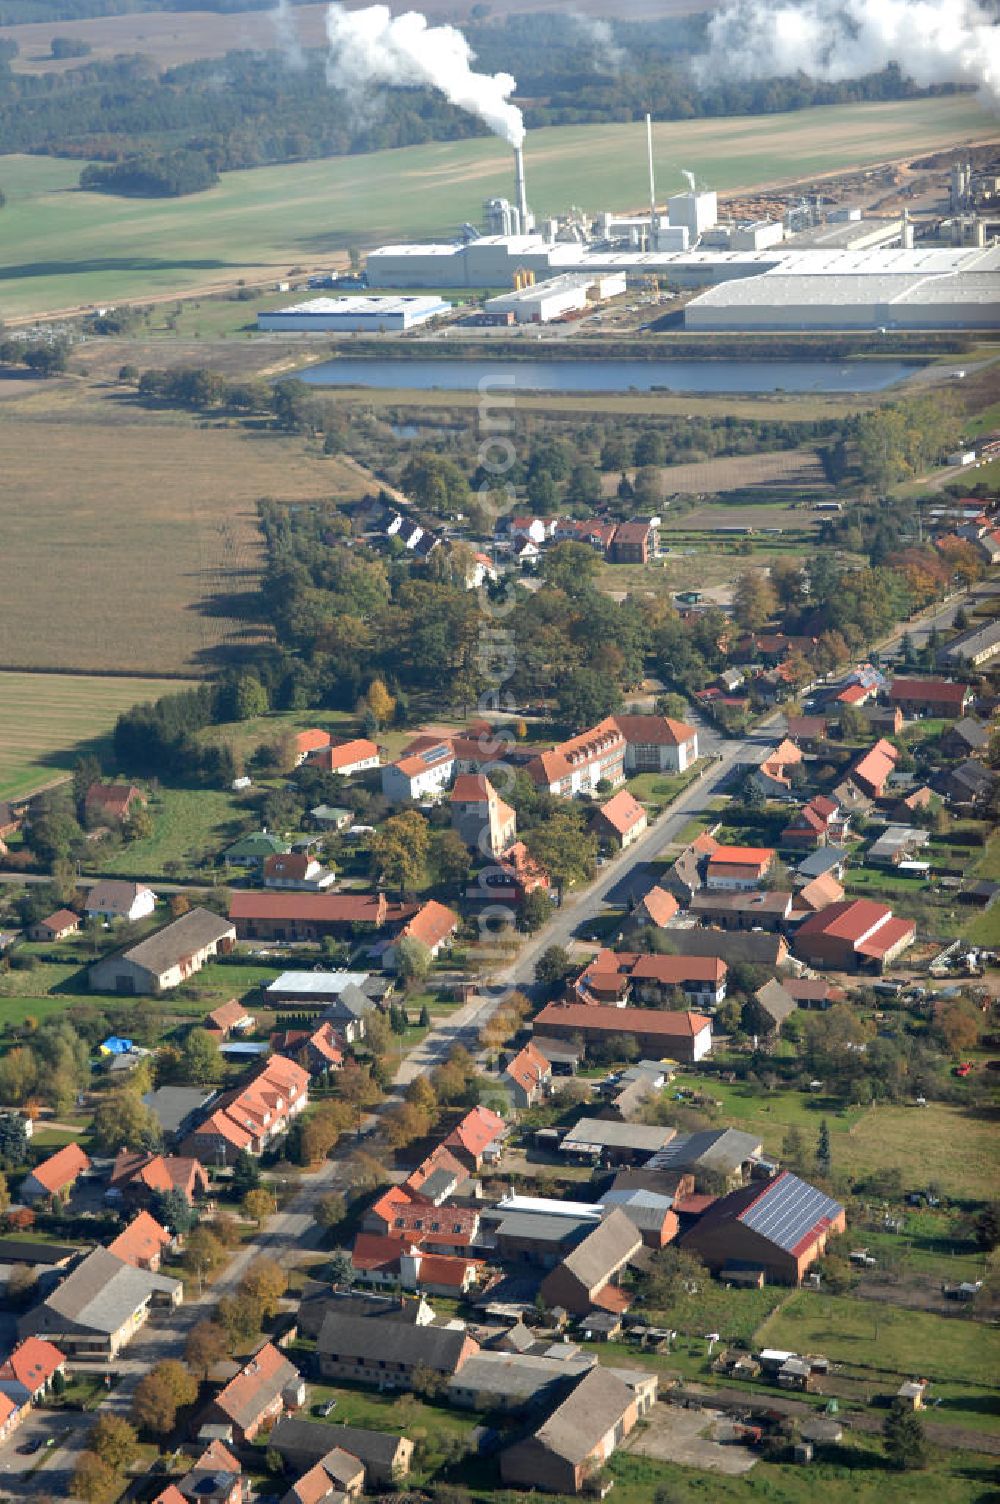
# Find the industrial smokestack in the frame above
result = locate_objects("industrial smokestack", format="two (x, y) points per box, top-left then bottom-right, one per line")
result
(514, 145), (529, 233)
(646, 114), (657, 239)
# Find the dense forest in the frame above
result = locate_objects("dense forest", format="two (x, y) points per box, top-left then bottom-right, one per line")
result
(0, 10), (961, 177)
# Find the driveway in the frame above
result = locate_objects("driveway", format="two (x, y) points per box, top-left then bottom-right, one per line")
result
(625, 1402), (758, 1475)
(0, 1408), (94, 1498)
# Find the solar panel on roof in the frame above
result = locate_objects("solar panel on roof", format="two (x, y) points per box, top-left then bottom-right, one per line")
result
(739, 1173), (842, 1254)
(421, 745), (451, 764)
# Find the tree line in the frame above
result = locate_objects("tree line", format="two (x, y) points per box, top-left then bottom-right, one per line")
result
(80, 148), (218, 198)
(0, 15), (963, 176)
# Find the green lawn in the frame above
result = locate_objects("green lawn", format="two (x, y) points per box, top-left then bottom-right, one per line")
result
(609, 1445), (998, 1504)
(0, 670), (197, 801)
(755, 1291), (999, 1388)
(0, 96), (990, 316)
(103, 787), (249, 878)
(680, 1080), (996, 1201)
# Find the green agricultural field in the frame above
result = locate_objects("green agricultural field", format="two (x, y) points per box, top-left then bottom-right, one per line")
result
(0, 95), (991, 317)
(0, 671), (198, 800)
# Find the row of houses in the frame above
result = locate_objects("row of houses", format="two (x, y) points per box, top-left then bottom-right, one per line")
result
(500, 513), (661, 567)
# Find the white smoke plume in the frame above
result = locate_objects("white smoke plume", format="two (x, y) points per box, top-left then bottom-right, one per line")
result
(325, 4), (525, 146)
(568, 12), (626, 71)
(270, 0), (306, 71)
(695, 0), (1000, 110)
(681, 168), (696, 191)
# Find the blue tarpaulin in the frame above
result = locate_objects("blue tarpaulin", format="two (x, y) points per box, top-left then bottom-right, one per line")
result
(99, 1036), (134, 1055)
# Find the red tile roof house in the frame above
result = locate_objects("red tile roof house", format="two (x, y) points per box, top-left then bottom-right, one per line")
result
(207, 998), (256, 1038)
(271, 1022), (345, 1076)
(706, 846), (775, 891)
(0, 1337), (66, 1435)
(381, 736), (455, 802)
(21, 1143), (92, 1206)
(229, 891), (390, 942)
(680, 1170), (845, 1285)
(592, 790), (647, 851)
(108, 1210), (173, 1271)
(109, 1150), (210, 1207)
(756, 738), (804, 792)
(527, 718), (627, 797)
(450, 774), (517, 858)
(364, 1186), (480, 1246)
(781, 795), (849, 850)
(177, 1439), (245, 1504)
(27, 908), (81, 943)
(889, 677), (973, 719)
(294, 729), (332, 765)
(794, 873), (846, 915)
(282, 1448), (364, 1504)
(617, 714), (701, 779)
(794, 899), (916, 973)
(262, 851), (336, 892)
(533, 1001), (713, 1064)
(210, 1341), (304, 1444)
(632, 885), (679, 929)
(182, 1054), (309, 1165)
(503, 1042), (552, 1109)
(444, 1105), (507, 1171)
(574, 948), (727, 1009)
(402, 1144), (467, 1202)
(84, 782), (146, 825)
(849, 739), (900, 800)
(351, 1233), (484, 1297)
(305, 738), (380, 777)
(608, 517), (658, 564)
(383, 900), (459, 970)
(481, 840), (552, 904)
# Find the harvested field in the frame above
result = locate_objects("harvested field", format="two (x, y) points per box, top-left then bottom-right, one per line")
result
(0, 671), (197, 801)
(604, 448), (831, 499)
(0, 384), (369, 675)
(0, 96), (991, 318)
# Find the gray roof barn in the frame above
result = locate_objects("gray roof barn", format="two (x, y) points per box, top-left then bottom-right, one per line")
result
(561, 1119), (675, 1157)
(315, 1311), (471, 1374)
(268, 1416), (413, 1486)
(561, 1210), (641, 1288)
(18, 1246), (179, 1340)
(647, 1128), (763, 1179)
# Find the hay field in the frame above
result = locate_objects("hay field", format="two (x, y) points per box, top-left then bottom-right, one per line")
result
(0, 386), (368, 675)
(602, 448), (830, 498)
(0, 96), (992, 318)
(0, 671), (198, 801)
(2, 2), (714, 73)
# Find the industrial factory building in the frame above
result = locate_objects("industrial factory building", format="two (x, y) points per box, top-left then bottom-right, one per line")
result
(367, 236), (784, 290)
(484, 271), (626, 324)
(682, 246), (1000, 331)
(257, 294), (451, 333)
(366, 237), (998, 331)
